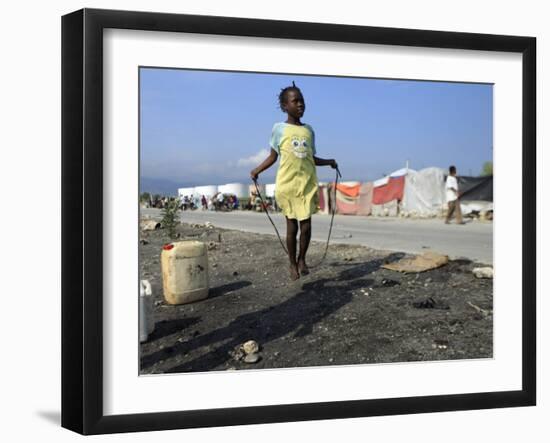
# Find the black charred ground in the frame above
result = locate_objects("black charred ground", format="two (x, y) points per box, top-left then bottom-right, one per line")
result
(139, 222), (492, 374)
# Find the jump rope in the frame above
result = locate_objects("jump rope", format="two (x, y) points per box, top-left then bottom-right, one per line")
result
(252, 165), (342, 268)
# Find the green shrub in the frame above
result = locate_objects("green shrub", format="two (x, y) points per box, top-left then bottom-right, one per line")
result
(161, 198), (181, 239)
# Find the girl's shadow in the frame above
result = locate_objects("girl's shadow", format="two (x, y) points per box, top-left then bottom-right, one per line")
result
(141, 255), (397, 373)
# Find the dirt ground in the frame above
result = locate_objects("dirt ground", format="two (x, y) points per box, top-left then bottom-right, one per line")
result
(139, 220), (493, 374)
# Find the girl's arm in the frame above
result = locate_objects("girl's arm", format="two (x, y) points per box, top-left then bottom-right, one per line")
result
(250, 148), (278, 181)
(313, 155), (338, 169)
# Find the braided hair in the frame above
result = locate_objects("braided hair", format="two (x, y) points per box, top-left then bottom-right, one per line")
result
(278, 81), (302, 112)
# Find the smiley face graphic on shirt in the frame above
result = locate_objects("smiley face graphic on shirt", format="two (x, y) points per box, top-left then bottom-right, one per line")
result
(291, 136), (309, 159)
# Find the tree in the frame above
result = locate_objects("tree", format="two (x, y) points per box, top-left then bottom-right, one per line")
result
(161, 197), (181, 239)
(481, 161), (493, 176)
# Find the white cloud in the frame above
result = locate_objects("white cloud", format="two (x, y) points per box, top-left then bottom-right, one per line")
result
(236, 149), (270, 167)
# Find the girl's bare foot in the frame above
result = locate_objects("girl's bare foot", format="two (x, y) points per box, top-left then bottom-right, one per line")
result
(298, 259), (309, 276)
(289, 265), (300, 281)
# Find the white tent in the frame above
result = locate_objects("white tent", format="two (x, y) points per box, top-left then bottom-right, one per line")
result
(401, 167), (446, 217)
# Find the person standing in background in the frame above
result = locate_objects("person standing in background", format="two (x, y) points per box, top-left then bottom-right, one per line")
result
(445, 165), (464, 224)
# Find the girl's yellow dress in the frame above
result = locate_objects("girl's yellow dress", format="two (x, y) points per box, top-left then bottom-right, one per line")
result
(270, 122), (319, 221)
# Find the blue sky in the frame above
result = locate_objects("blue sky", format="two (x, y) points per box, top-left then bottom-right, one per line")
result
(140, 68), (492, 188)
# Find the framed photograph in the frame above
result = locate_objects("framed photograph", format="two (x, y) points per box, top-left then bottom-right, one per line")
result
(62, 8), (536, 435)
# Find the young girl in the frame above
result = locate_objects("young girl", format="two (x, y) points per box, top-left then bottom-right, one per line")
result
(250, 82), (338, 281)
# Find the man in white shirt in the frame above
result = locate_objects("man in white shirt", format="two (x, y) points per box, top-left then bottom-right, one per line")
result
(445, 165), (464, 224)
(215, 192), (225, 211)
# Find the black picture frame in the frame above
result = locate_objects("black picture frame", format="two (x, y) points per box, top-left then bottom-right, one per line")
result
(61, 8), (536, 435)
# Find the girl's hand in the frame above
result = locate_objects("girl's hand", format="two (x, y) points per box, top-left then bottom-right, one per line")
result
(250, 169), (259, 181)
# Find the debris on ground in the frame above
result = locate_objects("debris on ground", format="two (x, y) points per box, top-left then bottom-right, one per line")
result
(473, 267), (493, 279)
(244, 353), (261, 364)
(380, 278), (400, 287)
(412, 297), (449, 310)
(140, 220), (162, 231)
(467, 301), (492, 317)
(382, 251), (449, 273)
(228, 341), (261, 364)
(432, 339), (449, 350)
(201, 230), (222, 242)
(242, 340), (260, 355)
(229, 345), (245, 361)
(139, 279), (155, 343)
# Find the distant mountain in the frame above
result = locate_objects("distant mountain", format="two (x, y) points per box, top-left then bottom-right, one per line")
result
(140, 177), (191, 196)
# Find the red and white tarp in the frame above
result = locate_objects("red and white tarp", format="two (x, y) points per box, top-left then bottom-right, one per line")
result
(356, 183), (373, 216)
(334, 183), (362, 215)
(372, 168), (408, 205)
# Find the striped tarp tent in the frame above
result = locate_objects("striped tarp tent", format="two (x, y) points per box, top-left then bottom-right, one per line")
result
(372, 168), (408, 205)
(356, 182), (374, 216)
(334, 182), (361, 215)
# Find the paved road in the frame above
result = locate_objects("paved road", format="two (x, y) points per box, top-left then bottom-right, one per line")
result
(142, 209), (493, 264)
